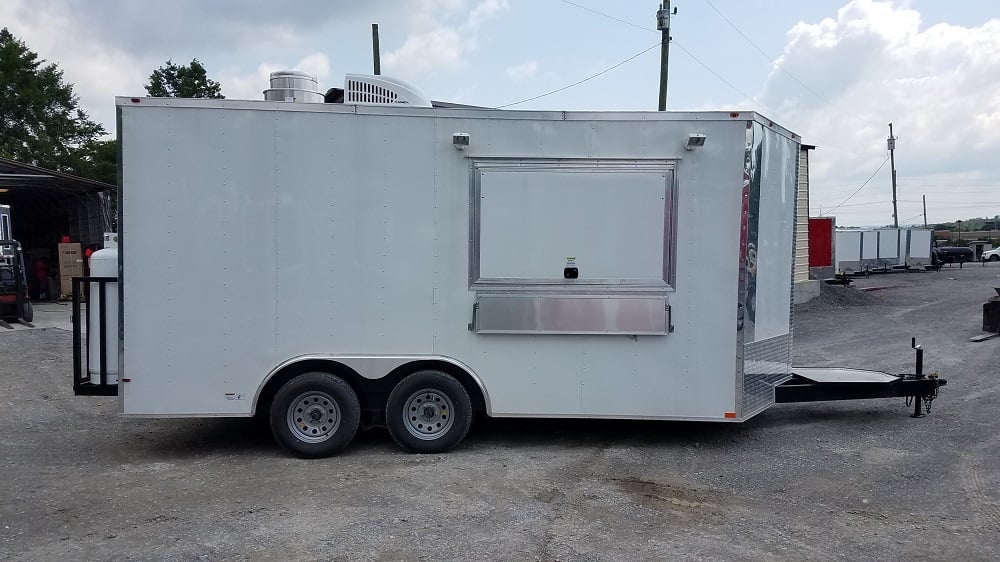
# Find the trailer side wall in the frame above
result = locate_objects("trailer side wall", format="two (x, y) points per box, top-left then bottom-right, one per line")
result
(119, 101), (796, 420)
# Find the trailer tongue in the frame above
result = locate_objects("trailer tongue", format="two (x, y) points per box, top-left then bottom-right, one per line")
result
(780, 340), (945, 417)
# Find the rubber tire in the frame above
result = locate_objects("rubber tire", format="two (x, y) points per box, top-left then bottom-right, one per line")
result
(991, 255), (999, 262)
(386, 370), (473, 454)
(269, 372), (360, 459)
(21, 301), (32, 323)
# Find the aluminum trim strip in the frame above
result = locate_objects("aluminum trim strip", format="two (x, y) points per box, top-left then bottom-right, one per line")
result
(117, 99), (801, 138)
(474, 294), (669, 335)
(734, 121), (755, 417)
(490, 412), (743, 422)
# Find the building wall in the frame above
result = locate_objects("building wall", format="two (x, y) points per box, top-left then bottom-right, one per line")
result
(794, 147), (811, 283)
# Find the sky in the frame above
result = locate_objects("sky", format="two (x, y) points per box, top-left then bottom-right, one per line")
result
(2, 0), (998, 227)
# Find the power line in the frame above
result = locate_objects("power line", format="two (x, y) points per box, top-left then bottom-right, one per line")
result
(669, 39), (758, 102)
(497, 42), (661, 108)
(555, 1), (760, 103)
(904, 183), (998, 187)
(547, 1), (873, 158)
(702, 0), (827, 103)
(813, 200), (894, 209)
(919, 201), (1000, 207)
(558, 0), (654, 33)
(820, 156), (890, 216)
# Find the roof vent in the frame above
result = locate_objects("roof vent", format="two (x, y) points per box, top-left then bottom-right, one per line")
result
(264, 70), (324, 103)
(343, 74), (432, 107)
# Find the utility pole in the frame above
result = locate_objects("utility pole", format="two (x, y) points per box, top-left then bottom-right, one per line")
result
(888, 123), (898, 228)
(372, 24), (381, 75)
(922, 194), (928, 228)
(656, 2), (676, 111)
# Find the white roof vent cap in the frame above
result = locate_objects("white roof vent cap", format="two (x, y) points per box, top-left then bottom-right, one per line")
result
(344, 74), (432, 107)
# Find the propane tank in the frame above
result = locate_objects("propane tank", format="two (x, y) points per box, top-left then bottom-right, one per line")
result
(88, 247), (119, 384)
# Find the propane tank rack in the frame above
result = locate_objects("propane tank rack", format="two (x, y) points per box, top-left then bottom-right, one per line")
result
(72, 276), (119, 396)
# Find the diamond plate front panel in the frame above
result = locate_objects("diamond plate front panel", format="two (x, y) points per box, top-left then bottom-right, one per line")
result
(743, 333), (793, 416)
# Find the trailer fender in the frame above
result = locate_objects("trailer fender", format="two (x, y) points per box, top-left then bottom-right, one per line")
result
(252, 355), (492, 417)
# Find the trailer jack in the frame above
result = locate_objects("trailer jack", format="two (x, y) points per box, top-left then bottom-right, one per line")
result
(906, 337), (942, 418)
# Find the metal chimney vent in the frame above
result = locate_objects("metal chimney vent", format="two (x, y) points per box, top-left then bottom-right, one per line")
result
(264, 70), (323, 103)
(343, 74), (432, 107)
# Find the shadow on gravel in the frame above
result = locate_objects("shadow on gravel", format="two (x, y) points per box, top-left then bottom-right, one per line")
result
(753, 404), (906, 426)
(467, 417), (748, 449)
(118, 417), (282, 460)
(466, 407), (904, 449)
(115, 405), (910, 460)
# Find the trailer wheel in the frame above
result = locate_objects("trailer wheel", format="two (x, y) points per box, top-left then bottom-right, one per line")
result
(991, 255), (999, 262)
(269, 372), (360, 458)
(386, 370), (472, 454)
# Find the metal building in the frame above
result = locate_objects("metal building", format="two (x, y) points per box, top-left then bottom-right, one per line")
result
(0, 157), (114, 270)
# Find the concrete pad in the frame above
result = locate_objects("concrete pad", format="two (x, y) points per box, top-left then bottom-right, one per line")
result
(794, 279), (821, 304)
(0, 301), (79, 333)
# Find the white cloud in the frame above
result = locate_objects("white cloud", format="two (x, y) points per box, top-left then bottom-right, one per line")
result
(506, 61), (539, 81)
(0, 0), (384, 132)
(757, 0), (1000, 224)
(384, 28), (466, 76)
(7, 0), (388, 55)
(468, 0), (508, 28)
(296, 53), (331, 81)
(384, 0), (509, 79)
(0, 0), (145, 134)
(221, 53), (332, 101)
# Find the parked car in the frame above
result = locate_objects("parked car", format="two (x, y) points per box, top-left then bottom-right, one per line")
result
(981, 247), (1000, 262)
(932, 246), (975, 266)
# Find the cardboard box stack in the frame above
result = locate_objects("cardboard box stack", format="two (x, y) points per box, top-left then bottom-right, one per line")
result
(58, 242), (84, 299)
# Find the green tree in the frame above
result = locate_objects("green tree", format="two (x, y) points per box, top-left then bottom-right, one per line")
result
(0, 27), (105, 170)
(145, 59), (224, 98)
(74, 139), (117, 186)
(74, 138), (119, 225)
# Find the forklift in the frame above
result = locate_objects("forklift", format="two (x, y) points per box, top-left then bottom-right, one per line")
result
(0, 239), (33, 326)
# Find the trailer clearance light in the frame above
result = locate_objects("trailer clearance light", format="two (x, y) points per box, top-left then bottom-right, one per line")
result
(724, 412), (737, 418)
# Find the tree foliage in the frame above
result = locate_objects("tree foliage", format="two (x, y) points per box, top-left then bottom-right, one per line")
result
(74, 139), (117, 186)
(0, 27), (105, 171)
(933, 217), (1000, 232)
(145, 59), (224, 98)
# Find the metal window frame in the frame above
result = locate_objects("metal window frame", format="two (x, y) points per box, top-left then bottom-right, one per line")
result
(468, 157), (678, 293)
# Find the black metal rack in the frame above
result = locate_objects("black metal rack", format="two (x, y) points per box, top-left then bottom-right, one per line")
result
(72, 276), (119, 396)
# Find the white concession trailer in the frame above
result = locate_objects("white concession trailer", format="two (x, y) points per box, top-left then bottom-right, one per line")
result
(72, 75), (945, 457)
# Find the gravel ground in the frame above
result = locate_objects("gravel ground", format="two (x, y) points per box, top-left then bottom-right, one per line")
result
(2, 265), (999, 561)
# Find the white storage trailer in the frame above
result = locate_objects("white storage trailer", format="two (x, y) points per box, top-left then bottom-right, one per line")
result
(834, 227), (933, 273)
(71, 75), (945, 457)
